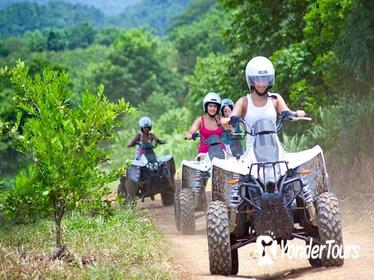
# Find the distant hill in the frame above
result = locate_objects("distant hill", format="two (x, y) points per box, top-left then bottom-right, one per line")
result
(0, 0), (194, 38)
(115, 0), (192, 35)
(0, 0), (141, 15)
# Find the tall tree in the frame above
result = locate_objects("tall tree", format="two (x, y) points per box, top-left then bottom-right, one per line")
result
(337, 0), (374, 85)
(93, 29), (182, 110)
(169, 7), (229, 74)
(47, 29), (67, 51)
(68, 22), (97, 49)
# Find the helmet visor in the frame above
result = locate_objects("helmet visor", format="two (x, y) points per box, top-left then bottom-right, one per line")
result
(250, 75), (273, 86)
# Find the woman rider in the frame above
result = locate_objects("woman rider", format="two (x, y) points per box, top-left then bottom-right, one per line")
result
(220, 56), (306, 153)
(185, 92), (224, 155)
(221, 98), (243, 154)
(128, 116), (165, 160)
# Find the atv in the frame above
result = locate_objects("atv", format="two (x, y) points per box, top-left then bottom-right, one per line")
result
(207, 112), (344, 275)
(174, 132), (244, 235)
(118, 141), (175, 206)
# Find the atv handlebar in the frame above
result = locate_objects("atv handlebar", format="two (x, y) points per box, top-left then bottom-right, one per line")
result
(134, 140), (165, 149)
(229, 111), (311, 135)
(280, 111), (311, 121)
(185, 132), (200, 141)
(277, 111), (311, 132)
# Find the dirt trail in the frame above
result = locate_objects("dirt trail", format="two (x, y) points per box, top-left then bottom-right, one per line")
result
(139, 198), (374, 280)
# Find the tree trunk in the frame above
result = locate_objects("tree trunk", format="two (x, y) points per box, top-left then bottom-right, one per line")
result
(53, 199), (66, 255)
(49, 206), (66, 260)
(55, 211), (62, 251)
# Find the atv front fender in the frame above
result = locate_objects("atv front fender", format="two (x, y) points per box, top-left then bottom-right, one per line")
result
(126, 165), (141, 184)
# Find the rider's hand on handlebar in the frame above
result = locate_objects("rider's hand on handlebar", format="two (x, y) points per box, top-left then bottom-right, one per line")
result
(281, 110), (309, 120)
(229, 115), (241, 126)
(295, 110), (306, 117)
(220, 117), (232, 129)
(185, 132), (193, 140)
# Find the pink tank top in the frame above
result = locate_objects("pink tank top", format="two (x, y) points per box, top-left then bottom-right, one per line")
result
(198, 116), (224, 154)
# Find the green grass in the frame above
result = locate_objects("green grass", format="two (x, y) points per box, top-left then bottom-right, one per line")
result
(0, 207), (172, 279)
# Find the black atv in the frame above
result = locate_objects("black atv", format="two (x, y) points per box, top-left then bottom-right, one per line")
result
(207, 112), (344, 275)
(118, 141), (175, 206)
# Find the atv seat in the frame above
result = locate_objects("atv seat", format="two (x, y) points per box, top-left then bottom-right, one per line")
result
(230, 134), (243, 159)
(143, 143), (158, 163)
(252, 119), (279, 162)
(207, 135), (225, 160)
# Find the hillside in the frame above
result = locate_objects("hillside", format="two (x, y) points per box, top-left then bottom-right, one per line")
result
(0, 0), (193, 37)
(0, 2), (105, 38)
(0, 0), (140, 15)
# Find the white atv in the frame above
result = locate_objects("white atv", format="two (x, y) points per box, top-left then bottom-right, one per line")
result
(207, 112), (344, 275)
(174, 133), (243, 234)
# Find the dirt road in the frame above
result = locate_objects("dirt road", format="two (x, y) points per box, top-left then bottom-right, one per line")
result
(139, 197), (374, 280)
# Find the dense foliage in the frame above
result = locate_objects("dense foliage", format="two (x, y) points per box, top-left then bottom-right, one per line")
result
(214, 0), (373, 110)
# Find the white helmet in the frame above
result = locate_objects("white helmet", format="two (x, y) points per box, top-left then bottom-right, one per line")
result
(203, 92), (221, 114)
(245, 56), (275, 89)
(139, 116), (152, 130)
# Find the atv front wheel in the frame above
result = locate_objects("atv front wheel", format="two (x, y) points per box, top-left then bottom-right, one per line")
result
(307, 192), (344, 267)
(117, 176), (127, 197)
(207, 201), (237, 275)
(179, 189), (195, 235)
(124, 177), (138, 206)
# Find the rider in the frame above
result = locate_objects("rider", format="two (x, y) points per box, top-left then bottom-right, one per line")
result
(128, 116), (165, 160)
(185, 92), (224, 154)
(221, 98), (242, 151)
(221, 56), (306, 153)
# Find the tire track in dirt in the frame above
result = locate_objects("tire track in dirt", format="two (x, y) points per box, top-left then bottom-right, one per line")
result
(139, 197), (374, 280)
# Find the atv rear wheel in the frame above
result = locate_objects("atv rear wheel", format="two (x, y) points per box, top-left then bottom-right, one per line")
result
(307, 192), (344, 267)
(197, 191), (212, 212)
(230, 242), (239, 275)
(207, 201), (237, 275)
(205, 191), (212, 210)
(179, 189), (195, 235)
(161, 192), (174, 206)
(174, 190), (181, 231)
(174, 180), (181, 231)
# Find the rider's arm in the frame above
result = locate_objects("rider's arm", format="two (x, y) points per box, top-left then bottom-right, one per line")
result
(185, 117), (201, 140)
(273, 93), (306, 117)
(221, 96), (247, 128)
(128, 134), (140, 147)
